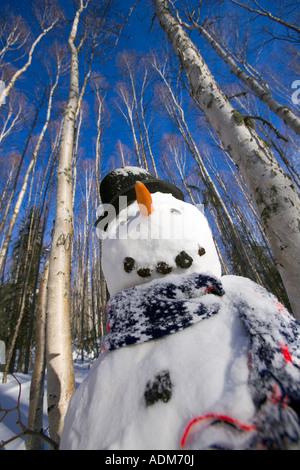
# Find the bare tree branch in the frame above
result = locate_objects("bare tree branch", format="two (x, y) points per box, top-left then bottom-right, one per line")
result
(229, 0), (300, 36)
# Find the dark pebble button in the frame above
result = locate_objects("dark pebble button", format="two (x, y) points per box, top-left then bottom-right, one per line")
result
(175, 251), (193, 269)
(124, 257), (135, 272)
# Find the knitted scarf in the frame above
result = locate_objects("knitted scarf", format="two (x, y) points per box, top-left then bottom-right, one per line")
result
(103, 272), (300, 449)
(104, 273), (224, 351)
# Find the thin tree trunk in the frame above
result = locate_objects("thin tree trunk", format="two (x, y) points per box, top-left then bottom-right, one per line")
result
(23, 147), (57, 374)
(140, 69), (158, 177)
(0, 94), (24, 144)
(229, 0), (300, 35)
(0, 161), (18, 217)
(0, 71), (59, 276)
(127, 64), (148, 169)
(116, 84), (143, 166)
(26, 260), (49, 450)
(95, 87), (104, 202)
(2, 210), (36, 383)
(46, 0), (88, 445)
(0, 101), (43, 238)
(153, 0), (300, 320)
(154, 57), (262, 282)
(196, 25), (300, 136)
(0, 19), (58, 109)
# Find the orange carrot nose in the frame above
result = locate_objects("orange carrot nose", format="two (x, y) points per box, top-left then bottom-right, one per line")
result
(135, 181), (154, 216)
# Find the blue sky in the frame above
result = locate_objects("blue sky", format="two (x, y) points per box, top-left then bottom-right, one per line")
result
(0, 0), (299, 257)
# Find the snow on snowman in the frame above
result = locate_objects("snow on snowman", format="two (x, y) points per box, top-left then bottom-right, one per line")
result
(60, 166), (300, 450)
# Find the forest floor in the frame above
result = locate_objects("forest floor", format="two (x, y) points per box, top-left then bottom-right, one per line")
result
(0, 348), (96, 450)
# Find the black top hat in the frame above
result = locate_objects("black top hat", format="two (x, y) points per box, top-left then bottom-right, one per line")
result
(94, 166), (184, 228)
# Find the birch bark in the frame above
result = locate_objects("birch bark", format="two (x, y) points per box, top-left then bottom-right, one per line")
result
(116, 83), (143, 167)
(46, 0), (88, 445)
(153, 0), (300, 320)
(0, 20), (58, 109)
(27, 260), (49, 450)
(0, 92), (24, 144)
(95, 85), (104, 201)
(153, 56), (265, 284)
(196, 26), (300, 136)
(0, 67), (60, 276)
(140, 69), (158, 177)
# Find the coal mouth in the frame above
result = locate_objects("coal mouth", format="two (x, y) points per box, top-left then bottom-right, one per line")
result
(123, 247), (206, 278)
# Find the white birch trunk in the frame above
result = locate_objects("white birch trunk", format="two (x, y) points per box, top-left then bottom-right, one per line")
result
(0, 95), (23, 144)
(197, 26), (300, 136)
(27, 260), (49, 450)
(95, 87), (104, 201)
(116, 84), (143, 167)
(0, 22), (58, 110)
(46, 1), (87, 445)
(154, 57), (262, 282)
(153, 0), (300, 320)
(127, 64), (148, 170)
(0, 71), (59, 276)
(0, 161), (17, 216)
(140, 69), (158, 176)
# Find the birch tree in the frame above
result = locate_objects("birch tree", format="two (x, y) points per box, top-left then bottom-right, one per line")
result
(0, 90), (26, 145)
(115, 81), (144, 167)
(2, 207), (42, 382)
(0, 52), (62, 277)
(0, 14), (30, 63)
(0, 101), (43, 240)
(153, 0), (300, 320)
(186, 20), (300, 136)
(228, 0), (300, 42)
(94, 80), (106, 202)
(0, 153), (21, 220)
(161, 133), (196, 205)
(152, 55), (263, 283)
(118, 52), (149, 170)
(116, 51), (158, 174)
(45, 0), (90, 445)
(27, 260), (49, 450)
(0, 1), (60, 109)
(46, 0), (118, 443)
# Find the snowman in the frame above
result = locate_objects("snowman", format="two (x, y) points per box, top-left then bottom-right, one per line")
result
(60, 166), (300, 450)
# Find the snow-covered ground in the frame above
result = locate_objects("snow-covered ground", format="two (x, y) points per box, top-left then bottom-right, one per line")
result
(0, 351), (94, 450)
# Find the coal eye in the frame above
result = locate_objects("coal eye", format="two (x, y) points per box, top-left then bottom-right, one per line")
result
(124, 257), (135, 272)
(170, 208), (181, 215)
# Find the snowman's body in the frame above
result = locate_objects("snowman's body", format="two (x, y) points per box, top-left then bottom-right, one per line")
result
(61, 278), (254, 450)
(60, 168), (300, 450)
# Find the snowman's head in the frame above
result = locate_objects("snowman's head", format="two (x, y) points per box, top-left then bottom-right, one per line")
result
(95, 167), (222, 296)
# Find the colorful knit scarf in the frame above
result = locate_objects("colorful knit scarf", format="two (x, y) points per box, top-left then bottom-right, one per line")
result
(103, 272), (300, 449)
